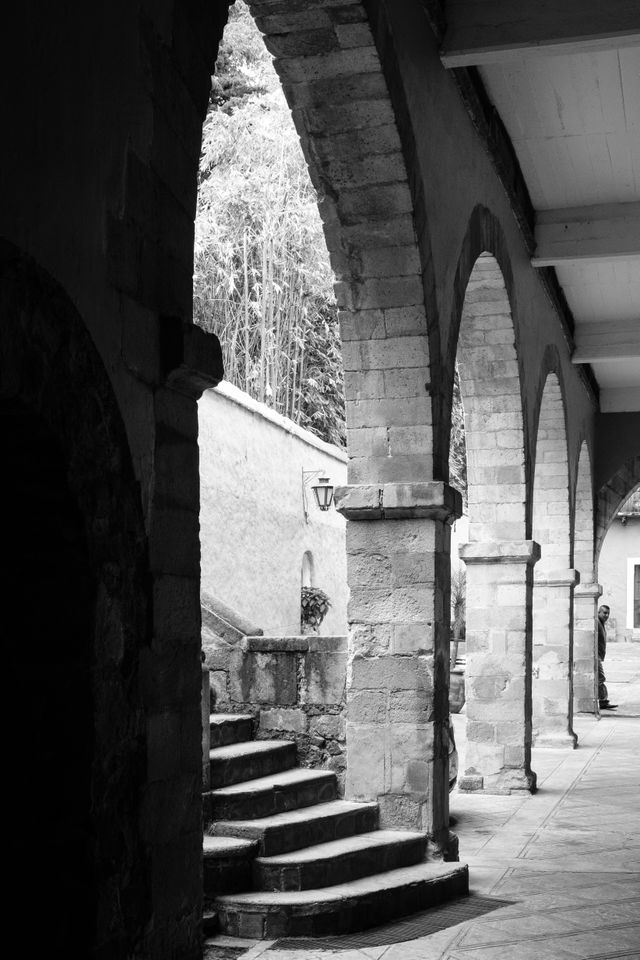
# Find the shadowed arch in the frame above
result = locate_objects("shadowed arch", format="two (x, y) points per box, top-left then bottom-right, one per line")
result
(531, 371), (575, 747)
(573, 441), (599, 714)
(596, 456), (640, 560)
(0, 241), (149, 956)
(451, 224), (535, 795)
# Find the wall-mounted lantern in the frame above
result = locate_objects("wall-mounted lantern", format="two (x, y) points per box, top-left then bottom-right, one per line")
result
(302, 470), (334, 522)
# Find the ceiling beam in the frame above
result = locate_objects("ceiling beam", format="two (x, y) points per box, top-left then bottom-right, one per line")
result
(440, 0), (640, 67)
(599, 387), (640, 412)
(531, 202), (640, 267)
(571, 319), (640, 364)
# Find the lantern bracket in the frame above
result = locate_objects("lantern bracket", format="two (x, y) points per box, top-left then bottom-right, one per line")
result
(302, 469), (334, 523)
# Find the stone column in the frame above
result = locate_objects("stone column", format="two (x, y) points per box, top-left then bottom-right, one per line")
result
(573, 583), (602, 714)
(458, 540), (540, 795)
(532, 569), (579, 747)
(335, 481), (462, 859)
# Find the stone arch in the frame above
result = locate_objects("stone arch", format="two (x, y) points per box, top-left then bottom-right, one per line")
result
(596, 456), (640, 560)
(452, 225), (536, 795)
(0, 241), (149, 956)
(573, 441), (599, 713)
(454, 247), (526, 543)
(246, 1), (434, 483)
(574, 441), (596, 580)
(532, 367), (571, 569)
(531, 370), (576, 746)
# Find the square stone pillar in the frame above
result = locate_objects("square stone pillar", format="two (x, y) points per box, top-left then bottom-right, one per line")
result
(458, 540), (540, 795)
(335, 481), (462, 859)
(532, 569), (579, 748)
(573, 582), (602, 714)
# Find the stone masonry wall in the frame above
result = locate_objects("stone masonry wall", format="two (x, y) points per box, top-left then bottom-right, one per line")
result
(206, 635), (348, 793)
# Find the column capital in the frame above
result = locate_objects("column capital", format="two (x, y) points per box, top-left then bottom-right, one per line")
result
(574, 582), (603, 600)
(334, 481), (463, 522)
(534, 567), (580, 588)
(459, 540), (541, 565)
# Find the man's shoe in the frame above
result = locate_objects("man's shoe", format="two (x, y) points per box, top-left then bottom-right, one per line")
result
(599, 702), (618, 709)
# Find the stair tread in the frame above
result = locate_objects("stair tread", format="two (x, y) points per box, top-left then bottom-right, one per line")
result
(203, 836), (257, 858)
(210, 739), (293, 761)
(215, 861), (468, 907)
(213, 798), (377, 832)
(209, 767), (335, 797)
(210, 713), (254, 725)
(255, 829), (425, 866)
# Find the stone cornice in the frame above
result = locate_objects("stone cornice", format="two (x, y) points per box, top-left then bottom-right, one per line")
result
(534, 568), (580, 588)
(334, 481), (462, 522)
(459, 540), (541, 565)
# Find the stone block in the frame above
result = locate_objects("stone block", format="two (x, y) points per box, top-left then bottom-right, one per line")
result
(392, 621), (434, 655)
(303, 650), (347, 704)
(345, 723), (388, 797)
(309, 714), (345, 740)
(388, 687), (435, 724)
(339, 308), (386, 342)
(259, 708), (307, 734)
(349, 621), (391, 657)
(229, 652), (297, 706)
(276, 46), (380, 84)
(377, 794), (428, 831)
(348, 689), (387, 724)
(334, 483), (382, 519)
(351, 655), (434, 693)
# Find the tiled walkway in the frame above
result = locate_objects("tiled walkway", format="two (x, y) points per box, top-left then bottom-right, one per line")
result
(208, 643), (640, 960)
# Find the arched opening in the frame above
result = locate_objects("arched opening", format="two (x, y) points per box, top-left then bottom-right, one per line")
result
(454, 251), (536, 794)
(3, 398), (96, 949)
(194, 2), (460, 937)
(301, 550), (315, 588)
(531, 372), (576, 747)
(573, 442), (598, 714)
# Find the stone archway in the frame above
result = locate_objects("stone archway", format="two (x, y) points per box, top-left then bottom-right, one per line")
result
(573, 441), (599, 714)
(531, 370), (576, 747)
(451, 212), (537, 795)
(0, 242), (150, 957)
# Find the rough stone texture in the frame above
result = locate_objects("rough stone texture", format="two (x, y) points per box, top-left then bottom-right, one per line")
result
(460, 540), (540, 795)
(531, 375), (576, 746)
(341, 509), (457, 857)
(205, 637), (348, 794)
(0, 0), (619, 953)
(573, 583), (602, 714)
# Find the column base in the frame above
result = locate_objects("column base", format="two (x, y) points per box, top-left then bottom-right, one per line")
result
(533, 730), (578, 749)
(460, 768), (537, 795)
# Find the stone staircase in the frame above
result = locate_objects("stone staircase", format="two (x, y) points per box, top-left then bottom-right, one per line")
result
(203, 713), (468, 939)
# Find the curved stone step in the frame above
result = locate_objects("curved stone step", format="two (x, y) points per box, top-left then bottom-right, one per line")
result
(205, 767), (337, 822)
(210, 713), (254, 749)
(203, 836), (258, 898)
(209, 799), (378, 857)
(254, 829), (427, 891)
(210, 739), (296, 788)
(215, 861), (469, 939)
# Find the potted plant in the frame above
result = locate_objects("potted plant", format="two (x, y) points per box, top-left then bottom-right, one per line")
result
(301, 586), (331, 634)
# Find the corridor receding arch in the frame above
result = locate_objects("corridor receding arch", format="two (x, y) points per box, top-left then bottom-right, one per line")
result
(531, 370), (576, 747)
(453, 220), (536, 795)
(573, 442), (598, 714)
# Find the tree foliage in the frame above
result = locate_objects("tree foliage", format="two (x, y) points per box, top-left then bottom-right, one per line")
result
(449, 367), (468, 507)
(194, 2), (345, 446)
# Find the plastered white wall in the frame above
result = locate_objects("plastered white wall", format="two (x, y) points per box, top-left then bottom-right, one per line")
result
(599, 518), (640, 639)
(199, 383), (348, 635)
